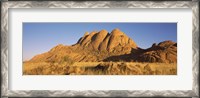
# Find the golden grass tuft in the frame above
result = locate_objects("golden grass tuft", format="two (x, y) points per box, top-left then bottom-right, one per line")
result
(23, 62), (176, 75)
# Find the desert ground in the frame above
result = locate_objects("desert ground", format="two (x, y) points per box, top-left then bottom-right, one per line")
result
(23, 61), (176, 75)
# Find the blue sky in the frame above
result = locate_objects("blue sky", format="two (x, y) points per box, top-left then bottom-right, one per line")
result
(23, 23), (177, 60)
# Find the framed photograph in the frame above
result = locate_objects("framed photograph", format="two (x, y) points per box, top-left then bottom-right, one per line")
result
(1, 1), (199, 97)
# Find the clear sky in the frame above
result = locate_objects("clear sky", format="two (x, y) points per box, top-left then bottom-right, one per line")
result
(23, 23), (177, 61)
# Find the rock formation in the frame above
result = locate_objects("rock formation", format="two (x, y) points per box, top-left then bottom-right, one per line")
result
(76, 28), (138, 53)
(134, 40), (177, 63)
(29, 29), (177, 63)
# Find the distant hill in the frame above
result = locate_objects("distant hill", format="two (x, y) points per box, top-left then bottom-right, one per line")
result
(29, 28), (177, 63)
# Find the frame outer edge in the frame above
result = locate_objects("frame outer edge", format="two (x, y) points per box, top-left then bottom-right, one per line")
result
(192, 1), (199, 97)
(1, 1), (8, 97)
(1, 1), (199, 97)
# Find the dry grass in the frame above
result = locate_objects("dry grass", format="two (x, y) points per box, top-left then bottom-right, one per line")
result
(23, 62), (177, 75)
(72, 62), (102, 67)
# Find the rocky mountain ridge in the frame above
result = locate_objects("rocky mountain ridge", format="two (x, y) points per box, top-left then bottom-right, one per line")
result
(29, 28), (177, 63)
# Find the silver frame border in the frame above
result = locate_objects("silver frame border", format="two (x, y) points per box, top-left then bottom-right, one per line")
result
(1, 1), (199, 97)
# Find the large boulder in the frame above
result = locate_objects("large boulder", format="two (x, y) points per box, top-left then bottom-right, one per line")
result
(76, 28), (138, 53)
(135, 40), (177, 63)
(91, 29), (108, 50)
(107, 28), (137, 52)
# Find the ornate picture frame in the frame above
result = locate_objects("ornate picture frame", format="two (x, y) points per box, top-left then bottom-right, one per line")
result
(1, 1), (199, 97)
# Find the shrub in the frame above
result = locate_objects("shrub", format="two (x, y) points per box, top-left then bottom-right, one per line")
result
(60, 56), (75, 65)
